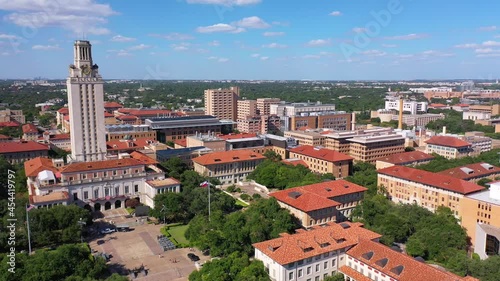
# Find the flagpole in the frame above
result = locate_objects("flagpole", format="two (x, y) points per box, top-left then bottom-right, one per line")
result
(208, 182), (211, 222)
(26, 206), (32, 255)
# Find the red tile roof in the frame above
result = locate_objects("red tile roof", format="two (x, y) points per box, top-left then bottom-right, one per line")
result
(0, 121), (21, 127)
(438, 162), (500, 180)
(0, 134), (11, 139)
(130, 151), (158, 165)
(0, 141), (49, 154)
(270, 180), (367, 212)
(128, 109), (172, 117)
(377, 151), (434, 165)
(22, 123), (38, 134)
(106, 138), (156, 151)
(429, 103), (447, 107)
(426, 136), (471, 148)
(104, 102), (123, 108)
(253, 222), (381, 265)
(455, 104), (470, 107)
(281, 158), (309, 168)
(63, 116), (70, 121)
(378, 165), (484, 195)
(49, 133), (70, 140)
(339, 266), (372, 281)
(193, 149), (265, 165)
(24, 157), (58, 177)
(347, 239), (478, 281)
(289, 145), (353, 162)
(174, 139), (187, 147)
(271, 189), (340, 212)
(217, 133), (257, 140)
(104, 112), (115, 118)
(116, 115), (138, 121)
(57, 107), (69, 114)
(61, 158), (144, 173)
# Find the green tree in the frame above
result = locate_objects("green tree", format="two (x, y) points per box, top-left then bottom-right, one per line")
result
(263, 150), (282, 161)
(323, 274), (345, 281)
(161, 157), (188, 179)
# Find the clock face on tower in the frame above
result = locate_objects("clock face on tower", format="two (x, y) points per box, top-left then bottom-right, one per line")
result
(83, 65), (91, 76)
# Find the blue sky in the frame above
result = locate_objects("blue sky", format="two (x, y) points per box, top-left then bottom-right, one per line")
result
(0, 0), (499, 80)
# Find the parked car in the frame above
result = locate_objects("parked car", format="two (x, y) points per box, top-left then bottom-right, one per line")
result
(100, 228), (116, 234)
(187, 253), (200, 262)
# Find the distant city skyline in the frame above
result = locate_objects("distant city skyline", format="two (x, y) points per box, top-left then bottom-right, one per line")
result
(0, 0), (499, 80)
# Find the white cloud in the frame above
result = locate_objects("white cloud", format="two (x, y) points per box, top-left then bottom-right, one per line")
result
(421, 50), (454, 57)
(361, 50), (386, 56)
(251, 53), (260, 57)
(395, 54), (414, 59)
(171, 42), (191, 51)
(1, 52), (10, 56)
(236, 16), (270, 29)
(306, 39), (331, 47)
(196, 48), (209, 53)
(218, 57), (229, 62)
(0, 34), (19, 40)
(454, 43), (479, 48)
(474, 48), (500, 54)
(208, 40), (220, 46)
(263, 31), (285, 37)
(352, 27), (367, 33)
(483, 41), (500, 47)
(207, 56), (218, 60)
(128, 44), (151, 51)
(260, 56), (269, 61)
(32, 44), (60, 50)
(186, 0), (260, 6)
(477, 53), (500, 58)
(479, 26), (497, 31)
(116, 50), (131, 57)
(110, 35), (135, 42)
(329, 11), (342, 16)
(0, 0), (117, 35)
(382, 44), (398, 48)
(302, 54), (320, 59)
(262, 42), (287, 48)
(149, 33), (194, 40)
(384, 33), (429, 40)
(196, 23), (245, 33)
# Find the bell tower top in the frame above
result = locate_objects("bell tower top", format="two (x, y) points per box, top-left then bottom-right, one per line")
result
(74, 40), (92, 68)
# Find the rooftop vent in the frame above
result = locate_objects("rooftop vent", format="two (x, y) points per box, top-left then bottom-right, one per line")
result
(460, 167), (474, 174)
(375, 258), (388, 268)
(325, 188), (332, 192)
(214, 159), (221, 162)
(303, 247), (314, 253)
(344, 185), (349, 189)
(288, 191), (302, 199)
(362, 251), (374, 260)
(340, 222), (351, 229)
(414, 256), (425, 263)
(390, 265), (405, 276)
(480, 163), (494, 170)
(320, 242), (331, 248)
(233, 157), (240, 160)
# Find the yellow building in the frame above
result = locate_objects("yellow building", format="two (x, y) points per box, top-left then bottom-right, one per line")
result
(270, 180), (367, 227)
(193, 149), (265, 185)
(289, 145), (353, 178)
(284, 130), (326, 146)
(186, 133), (226, 152)
(425, 136), (474, 159)
(378, 165), (484, 218)
(375, 151), (434, 170)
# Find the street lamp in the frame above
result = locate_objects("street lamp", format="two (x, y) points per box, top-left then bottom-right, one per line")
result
(77, 218), (86, 243)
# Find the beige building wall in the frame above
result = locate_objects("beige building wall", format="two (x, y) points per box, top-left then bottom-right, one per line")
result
(349, 139), (405, 164)
(193, 158), (264, 185)
(256, 98), (280, 115)
(237, 100), (257, 120)
(461, 196), (500, 247)
(289, 152), (351, 178)
(186, 136), (226, 152)
(204, 86), (240, 121)
(284, 131), (325, 146)
(378, 174), (464, 218)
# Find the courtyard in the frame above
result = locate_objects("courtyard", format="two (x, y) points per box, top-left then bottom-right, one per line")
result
(88, 222), (210, 281)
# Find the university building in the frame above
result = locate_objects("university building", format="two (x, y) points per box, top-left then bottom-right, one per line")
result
(289, 146), (353, 178)
(270, 180), (367, 227)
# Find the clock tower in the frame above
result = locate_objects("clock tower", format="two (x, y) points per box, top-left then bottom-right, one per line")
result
(67, 40), (107, 162)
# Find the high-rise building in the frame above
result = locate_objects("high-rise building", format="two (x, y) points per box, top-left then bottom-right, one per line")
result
(67, 40), (107, 162)
(204, 86), (240, 121)
(237, 99), (257, 121)
(256, 98), (280, 115)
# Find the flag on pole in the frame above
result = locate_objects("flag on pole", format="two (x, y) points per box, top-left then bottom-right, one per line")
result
(26, 204), (35, 212)
(199, 181), (209, 188)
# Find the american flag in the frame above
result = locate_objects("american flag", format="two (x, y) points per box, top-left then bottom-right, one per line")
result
(199, 181), (209, 188)
(26, 204), (35, 212)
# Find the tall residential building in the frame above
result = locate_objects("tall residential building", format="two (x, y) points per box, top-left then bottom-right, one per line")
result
(204, 86), (240, 121)
(237, 99), (257, 120)
(256, 98), (280, 115)
(67, 40), (107, 162)
(384, 98), (428, 114)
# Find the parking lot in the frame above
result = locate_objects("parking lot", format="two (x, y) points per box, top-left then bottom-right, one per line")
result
(88, 223), (211, 281)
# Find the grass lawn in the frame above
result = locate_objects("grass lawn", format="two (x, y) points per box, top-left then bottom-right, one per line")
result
(168, 225), (190, 244)
(235, 200), (250, 207)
